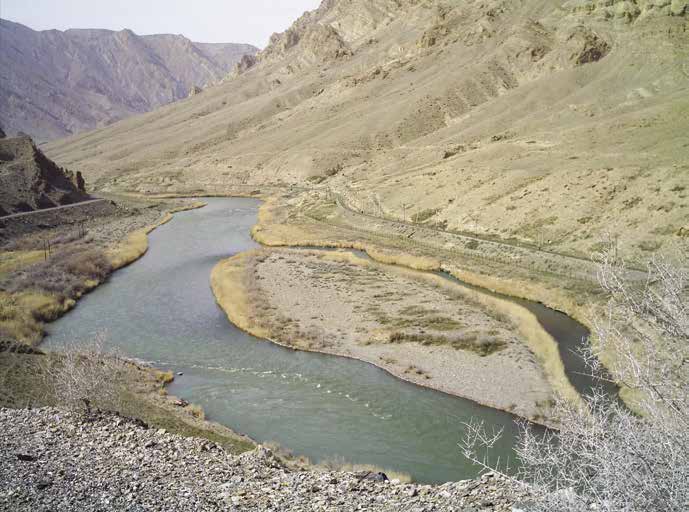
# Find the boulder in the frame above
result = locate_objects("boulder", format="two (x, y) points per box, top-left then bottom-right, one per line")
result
(361, 471), (389, 482)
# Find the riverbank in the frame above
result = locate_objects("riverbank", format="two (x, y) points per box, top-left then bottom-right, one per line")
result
(0, 199), (206, 345)
(0, 407), (532, 511)
(106, 201), (207, 270)
(211, 192), (594, 421)
(0, 341), (255, 455)
(0, 198), (263, 460)
(212, 247), (566, 423)
(248, 193), (622, 403)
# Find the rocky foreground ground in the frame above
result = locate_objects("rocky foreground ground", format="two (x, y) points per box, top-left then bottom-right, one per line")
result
(0, 408), (531, 511)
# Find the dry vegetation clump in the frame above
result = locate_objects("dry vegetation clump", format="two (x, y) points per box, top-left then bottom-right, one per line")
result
(41, 336), (126, 417)
(402, 364), (431, 380)
(462, 249), (689, 511)
(0, 250), (45, 274)
(1, 245), (111, 299)
(386, 305), (466, 331)
(387, 330), (504, 356)
(50, 230), (92, 246)
(0, 245), (112, 343)
(154, 369), (175, 385)
(0, 293), (54, 344)
(369, 297), (509, 355)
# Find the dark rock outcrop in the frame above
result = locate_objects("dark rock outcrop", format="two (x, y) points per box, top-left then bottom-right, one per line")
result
(0, 136), (90, 215)
(188, 85), (203, 97)
(233, 54), (258, 76)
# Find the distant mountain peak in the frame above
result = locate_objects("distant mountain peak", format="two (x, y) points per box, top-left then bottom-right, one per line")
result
(0, 20), (259, 142)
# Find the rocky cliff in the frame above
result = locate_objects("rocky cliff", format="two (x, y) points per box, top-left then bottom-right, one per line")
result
(0, 136), (89, 216)
(0, 19), (258, 141)
(45, 0), (689, 260)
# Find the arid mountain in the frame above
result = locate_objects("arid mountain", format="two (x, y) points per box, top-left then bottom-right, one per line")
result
(46, 0), (689, 259)
(0, 135), (89, 216)
(0, 19), (258, 141)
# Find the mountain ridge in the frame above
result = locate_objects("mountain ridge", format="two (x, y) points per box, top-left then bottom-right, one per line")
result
(0, 19), (258, 142)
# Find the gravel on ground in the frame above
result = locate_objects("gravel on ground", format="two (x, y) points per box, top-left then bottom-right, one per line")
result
(0, 407), (532, 511)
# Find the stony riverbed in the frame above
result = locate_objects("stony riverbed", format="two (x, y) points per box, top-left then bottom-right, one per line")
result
(0, 408), (533, 511)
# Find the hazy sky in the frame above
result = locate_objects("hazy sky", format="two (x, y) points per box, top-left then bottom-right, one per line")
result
(1, 0), (321, 48)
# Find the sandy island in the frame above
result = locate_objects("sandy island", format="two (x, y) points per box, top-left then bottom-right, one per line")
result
(212, 247), (570, 422)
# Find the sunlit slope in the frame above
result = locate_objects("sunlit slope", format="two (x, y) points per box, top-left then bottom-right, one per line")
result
(46, 0), (689, 258)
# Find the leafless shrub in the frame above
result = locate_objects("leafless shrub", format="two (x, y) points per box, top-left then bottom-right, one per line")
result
(0, 350), (39, 408)
(42, 333), (125, 417)
(461, 247), (689, 512)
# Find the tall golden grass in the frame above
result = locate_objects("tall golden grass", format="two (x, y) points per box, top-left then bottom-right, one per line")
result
(0, 250), (45, 275)
(211, 250), (273, 340)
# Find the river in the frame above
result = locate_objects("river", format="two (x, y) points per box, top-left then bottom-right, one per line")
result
(45, 197), (602, 483)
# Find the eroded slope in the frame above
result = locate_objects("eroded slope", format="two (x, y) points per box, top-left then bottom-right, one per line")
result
(45, 0), (689, 260)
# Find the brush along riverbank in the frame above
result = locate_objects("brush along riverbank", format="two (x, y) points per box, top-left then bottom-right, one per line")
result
(0, 200), (206, 345)
(212, 247), (578, 423)
(253, 193), (602, 324)
(106, 201), (207, 270)
(0, 199), (260, 465)
(0, 341), (255, 455)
